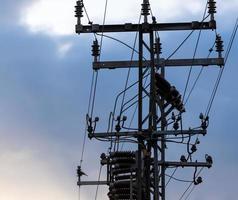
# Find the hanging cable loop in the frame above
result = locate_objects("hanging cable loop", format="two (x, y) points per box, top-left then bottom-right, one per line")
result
(193, 166), (203, 185)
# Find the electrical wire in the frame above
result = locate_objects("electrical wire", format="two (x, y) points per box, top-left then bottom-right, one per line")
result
(82, 3), (98, 41)
(182, 1), (209, 101)
(166, 168), (178, 187)
(165, 174), (193, 183)
(224, 17), (238, 64)
(165, 3), (209, 186)
(165, 123), (201, 187)
(79, 1), (100, 167)
(92, 1), (109, 198)
(108, 14), (143, 152)
(184, 184), (196, 200)
(95, 33), (140, 54)
(78, 187), (81, 200)
(178, 167), (204, 200)
(166, 30), (195, 60)
(184, 39), (216, 105)
(82, 5), (92, 24)
(90, 0), (108, 118)
(111, 69), (150, 123)
(165, 14), (210, 61)
(80, 46), (97, 167)
(95, 165), (103, 200)
(205, 16), (238, 116)
(182, 25), (204, 101)
(119, 15), (142, 118)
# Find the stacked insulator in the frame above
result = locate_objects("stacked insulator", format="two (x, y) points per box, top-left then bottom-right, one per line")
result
(141, 0), (150, 17)
(108, 151), (137, 200)
(75, 0), (84, 19)
(208, 0), (217, 15)
(92, 40), (100, 57)
(215, 35), (224, 58)
(154, 38), (162, 55)
(155, 73), (185, 112)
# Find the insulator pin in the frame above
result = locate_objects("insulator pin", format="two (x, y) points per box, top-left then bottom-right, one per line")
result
(92, 40), (100, 57)
(75, 0), (84, 18)
(141, 1), (150, 16)
(205, 154), (213, 165)
(215, 35), (224, 58)
(154, 38), (162, 54)
(180, 155), (187, 162)
(208, 0), (217, 15)
(191, 145), (197, 153)
(173, 121), (179, 130)
(194, 176), (203, 185)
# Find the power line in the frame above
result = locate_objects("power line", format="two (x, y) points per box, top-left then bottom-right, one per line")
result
(119, 15), (142, 118)
(166, 1), (209, 187)
(95, 165), (103, 200)
(178, 167), (204, 200)
(95, 33), (140, 54)
(92, 1), (109, 198)
(182, 1), (209, 101)
(165, 174), (193, 183)
(90, 0), (109, 118)
(205, 16), (238, 116)
(184, 39), (216, 105)
(79, 0), (100, 167)
(184, 184), (196, 200)
(166, 30), (194, 60)
(80, 0), (109, 167)
(166, 167), (178, 187)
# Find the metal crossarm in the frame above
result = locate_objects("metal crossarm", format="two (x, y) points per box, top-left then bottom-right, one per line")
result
(78, 181), (108, 186)
(89, 129), (206, 138)
(93, 58), (224, 70)
(157, 161), (212, 168)
(76, 21), (216, 34)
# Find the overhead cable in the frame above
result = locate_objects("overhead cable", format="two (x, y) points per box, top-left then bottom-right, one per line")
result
(205, 16), (238, 116)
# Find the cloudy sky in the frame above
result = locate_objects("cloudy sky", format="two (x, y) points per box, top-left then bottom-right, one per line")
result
(0, 0), (238, 200)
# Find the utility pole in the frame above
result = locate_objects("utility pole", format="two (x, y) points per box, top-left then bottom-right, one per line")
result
(75, 0), (224, 199)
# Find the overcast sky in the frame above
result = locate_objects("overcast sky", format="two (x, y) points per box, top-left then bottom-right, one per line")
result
(0, 0), (238, 200)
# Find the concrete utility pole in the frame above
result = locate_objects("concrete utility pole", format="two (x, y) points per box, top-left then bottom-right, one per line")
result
(75, 0), (224, 199)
